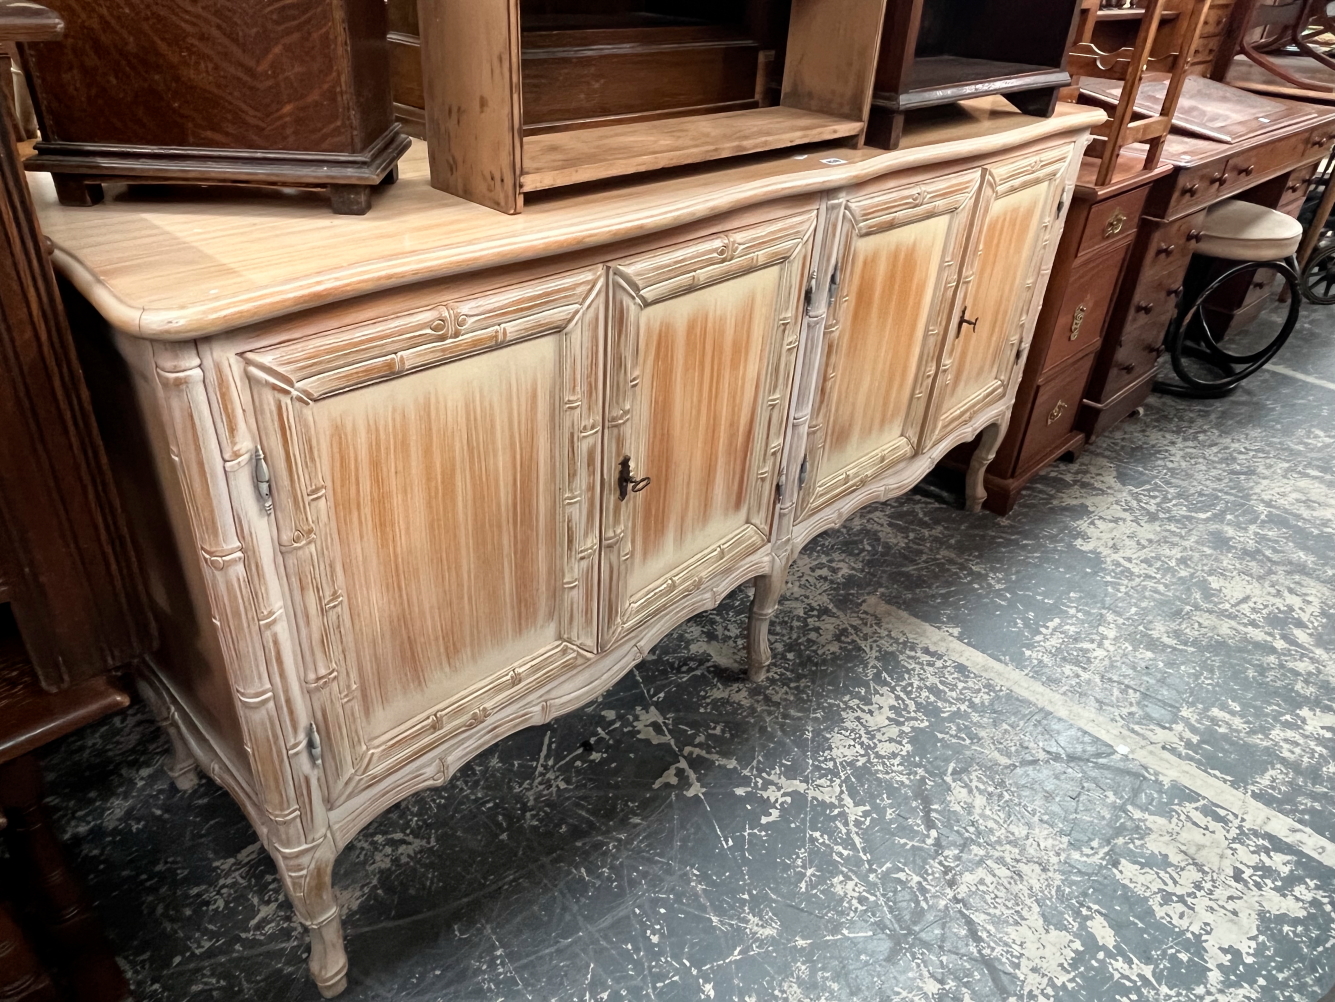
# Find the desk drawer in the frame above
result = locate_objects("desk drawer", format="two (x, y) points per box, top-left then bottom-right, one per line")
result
(1018, 352), (1099, 472)
(1077, 186), (1149, 258)
(1198, 3), (1233, 38)
(1279, 163), (1319, 216)
(1043, 244), (1127, 375)
(1105, 310), (1169, 397)
(1140, 212), (1204, 283)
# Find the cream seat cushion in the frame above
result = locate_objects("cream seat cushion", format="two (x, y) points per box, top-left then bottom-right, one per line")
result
(1195, 200), (1303, 262)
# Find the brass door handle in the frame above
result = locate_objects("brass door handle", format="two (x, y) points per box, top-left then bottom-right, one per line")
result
(617, 456), (651, 501)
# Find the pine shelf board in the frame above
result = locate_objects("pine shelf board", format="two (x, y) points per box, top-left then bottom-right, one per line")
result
(520, 106), (865, 192)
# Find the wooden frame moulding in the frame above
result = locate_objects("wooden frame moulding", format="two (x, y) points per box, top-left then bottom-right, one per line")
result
(418, 0), (890, 213)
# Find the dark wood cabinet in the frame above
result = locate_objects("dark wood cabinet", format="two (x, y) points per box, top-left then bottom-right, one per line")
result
(868, 0), (1083, 148)
(19, 0), (409, 214)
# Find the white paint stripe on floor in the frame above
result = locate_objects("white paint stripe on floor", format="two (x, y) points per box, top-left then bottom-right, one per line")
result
(878, 603), (1335, 870)
(1269, 364), (1335, 393)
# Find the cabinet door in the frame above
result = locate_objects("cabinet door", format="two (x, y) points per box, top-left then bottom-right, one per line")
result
(923, 145), (1073, 445)
(243, 268), (604, 801)
(601, 213), (815, 645)
(798, 169), (982, 520)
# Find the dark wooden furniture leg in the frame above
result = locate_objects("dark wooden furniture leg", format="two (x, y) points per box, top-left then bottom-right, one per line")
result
(0, 899), (59, 1002)
(0, 756), (129, 1002)
(1005, 86), (1062, 117)
(48, 174), (103, 208)
(329, 184), (373, 215)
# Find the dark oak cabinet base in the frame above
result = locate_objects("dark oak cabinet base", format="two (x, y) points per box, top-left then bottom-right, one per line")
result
(30, 125), (410, 216)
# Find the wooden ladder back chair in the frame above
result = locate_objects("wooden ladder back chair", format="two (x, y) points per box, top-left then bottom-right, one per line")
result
(1069, 0), (1215, 184)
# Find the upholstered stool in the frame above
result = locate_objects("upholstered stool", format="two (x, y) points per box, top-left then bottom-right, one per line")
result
(1157, 199), (1303, 397)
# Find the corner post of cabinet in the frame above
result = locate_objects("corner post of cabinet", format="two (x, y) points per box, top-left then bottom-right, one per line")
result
(147, 339), (330, 851)
(418, 0), (524, 212)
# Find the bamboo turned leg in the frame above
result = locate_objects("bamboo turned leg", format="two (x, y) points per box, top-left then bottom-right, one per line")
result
(966, 423), (1005, 513)
(135, 676), (200, 792)
(272, 835), (347, 998)
(747, 563), (790, 683)
(0, 756), (130, 1002)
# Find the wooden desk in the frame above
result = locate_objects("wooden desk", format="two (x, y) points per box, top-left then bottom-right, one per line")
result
(35, 99), (1102, 995)
(1080, 109), (1335, 439)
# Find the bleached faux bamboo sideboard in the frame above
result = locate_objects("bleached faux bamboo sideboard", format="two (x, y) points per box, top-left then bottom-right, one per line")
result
(35, 98), (1102, 996)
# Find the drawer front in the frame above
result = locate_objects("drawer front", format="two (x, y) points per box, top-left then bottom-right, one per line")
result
(1169, 159), (1227, 217)
(1105, 309), (1169, 396)
(1197, 3), (1233, 38)
(1215, 135), (1307, 197)
(1018, 352), (1099, 472)
(1135, 212), (1203, 290)
(1279, 163), (1319, 216)
(1043, 244), (1127, 375)
(1077, 186), (1150, 258)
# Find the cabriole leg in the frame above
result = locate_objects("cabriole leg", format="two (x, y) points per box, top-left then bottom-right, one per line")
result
(273, 836), (348, 998)
(135, 673), (200, 792)
(966, 422), (1005, 514)
(747, 562), (791, 682)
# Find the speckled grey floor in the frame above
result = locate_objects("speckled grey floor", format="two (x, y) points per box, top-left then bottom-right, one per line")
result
(43, 306), (1335, 1002)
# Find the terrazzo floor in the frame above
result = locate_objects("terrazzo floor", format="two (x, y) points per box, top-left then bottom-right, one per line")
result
(41, 307), (1335, 1001)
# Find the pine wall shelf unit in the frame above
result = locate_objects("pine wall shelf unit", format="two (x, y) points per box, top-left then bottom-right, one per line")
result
(418, 0), (891, 212)
(388, 1), (780, 141)
(35, 99), (1103, 994)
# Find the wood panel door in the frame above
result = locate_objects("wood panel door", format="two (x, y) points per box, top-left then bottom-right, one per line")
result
(601, 213), (816, 646)
(242, 267), (605, 802)
(922, 145), (1074, 446)
(797, 169), (982, 521)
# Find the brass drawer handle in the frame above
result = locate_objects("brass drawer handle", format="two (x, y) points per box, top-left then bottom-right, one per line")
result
(1046, 400), (1069, 426)
(1314, 134), (1331, 148)
(1187, 229), (1203, 243)
(1135, 301), (1155, 314)
(1167, 285), (1184, 298)
(1182, 182), (1200, 196)
(1235, 164), (1255, 177)
(1210, 172), (1227, 187)
(1118, 362), (1137, 373)
(1069, 304), (1087, 340)
(1104, 209), (1127, 238)
(1156, 243), (1176, 257)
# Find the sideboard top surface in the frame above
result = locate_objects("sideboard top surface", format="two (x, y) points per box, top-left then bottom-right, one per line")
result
(32, 98), (1104, 341)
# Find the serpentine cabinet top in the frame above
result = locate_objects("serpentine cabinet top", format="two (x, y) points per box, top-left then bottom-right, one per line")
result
(30, 99), (1105, 341)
